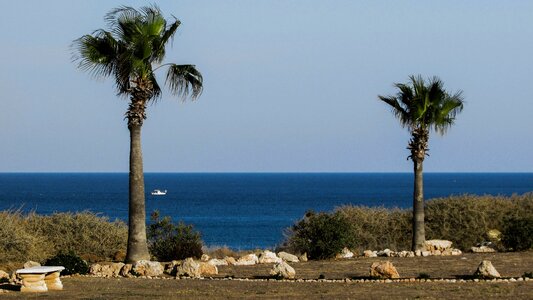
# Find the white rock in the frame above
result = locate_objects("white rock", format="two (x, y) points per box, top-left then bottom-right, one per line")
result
(201, 254), (210, 262)
(471, 246), (496, 253)
(298, 253), (308, 262)
(176, 258), (201, 278)
(336, 247), (354, 259)
(363, 250), (377, 258)
(132, 260), (163, 277)
(415, 250), (422, 257)
(234, 254), (259, 266)
(421, 251), (431, 257)
(377, 249), (393, 257)
(451, 249), (462, 256)
(23, 261), (41, 269)
(424, 240), (453, 252)
(258, 250), (282, 264)
(207, 258), (228, 266)
(277, 252), (299, 263)
(474, 260), (501, 279)
(270, 261), (296, 279)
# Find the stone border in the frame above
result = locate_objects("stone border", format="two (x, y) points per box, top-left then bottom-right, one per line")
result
(71, 274), (532, 283)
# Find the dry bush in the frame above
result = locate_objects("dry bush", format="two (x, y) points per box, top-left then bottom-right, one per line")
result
(26, 211), (127, 260)
(0, 210), (52, 264)
(336, 206), (411, 251)
(425, 193), (533, 250)
(0, 210), (127, 265)
(287, 193), (533, 255)
(203, 246), (240, 259)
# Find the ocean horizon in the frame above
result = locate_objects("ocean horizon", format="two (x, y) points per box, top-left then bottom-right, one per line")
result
(1, 172), (532, 249)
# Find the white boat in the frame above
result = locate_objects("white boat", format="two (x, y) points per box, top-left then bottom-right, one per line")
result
(151, 189), (167, 196)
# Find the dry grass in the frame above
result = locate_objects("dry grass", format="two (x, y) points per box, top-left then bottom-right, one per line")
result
(0, 210), (127, 265)
(333, 193), (533, 252)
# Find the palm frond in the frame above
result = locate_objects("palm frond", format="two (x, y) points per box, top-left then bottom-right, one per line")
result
(166, 64), (203, 100)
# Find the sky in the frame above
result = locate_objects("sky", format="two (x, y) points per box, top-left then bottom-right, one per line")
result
(1, 1), (532, 172)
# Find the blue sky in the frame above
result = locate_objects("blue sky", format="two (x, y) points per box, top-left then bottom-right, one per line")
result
(1, 1), (532, 172)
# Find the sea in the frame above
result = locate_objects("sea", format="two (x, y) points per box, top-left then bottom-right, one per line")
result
(1, 173), (532, 250)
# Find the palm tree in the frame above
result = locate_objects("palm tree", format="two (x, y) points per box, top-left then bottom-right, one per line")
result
(73, 5), (203, 263)
(378, 75), (464, 251)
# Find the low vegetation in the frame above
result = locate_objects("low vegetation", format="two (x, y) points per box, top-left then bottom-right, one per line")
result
(284, 194), (533, 258)
(1, 194), (532, 265)
(44, 251), (89, 275)
(0, 210), (127, 265)
(147, 211), (203, 261)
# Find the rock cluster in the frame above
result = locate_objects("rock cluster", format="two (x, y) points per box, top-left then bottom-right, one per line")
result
(342, 240), (462, 259)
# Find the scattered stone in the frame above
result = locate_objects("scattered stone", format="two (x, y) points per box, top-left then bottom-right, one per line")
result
(132, 260), (163, 277)
(424, 240), (453, 252)
(23, 261), (41, 269)
(199, 262), (218, 275)
(258, 250), (282, 264)
(176, 258), (201, 278)
(474, 260), (501, 279)
(421, 251), (431, 257)
(164, 260), (181, 275)
(278, 252), (299, 263)
(415, 250), (422, 257)
(89, 264), (102, 275)
(370, 261), (400, 279)
(208, 258), (228, 266)
(201, 254), (210, 262)
(225, 256), (237, 265)
(336, 247), (354, 259)
(433, 250), (442, 256)
(299, 253), (308, 262)
(451, 249), (462, 256)
(99, 265), (113, 277)
(0, 270), (9, 280)
(234, 254), (259, 266)
(471, 246), (496, 253)
(110, 262), (125, 277)
(113, 250), (126, 262)
(406, 251), (415, 258)
(270, 261), (296, 279)
(377, 249), (393, 257)
(363, 250), (377, 258)
(120, 264), (133, 277)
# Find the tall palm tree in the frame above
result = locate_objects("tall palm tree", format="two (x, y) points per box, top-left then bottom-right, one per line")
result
(73, 5), (203, 263)
(378, 75), (464, 251)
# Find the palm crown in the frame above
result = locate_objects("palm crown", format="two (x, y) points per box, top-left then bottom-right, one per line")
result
(378, 75), (463, 135)
(73, 5), (202, 101)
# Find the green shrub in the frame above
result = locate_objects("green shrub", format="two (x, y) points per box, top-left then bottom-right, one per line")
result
(285, 211), (355, 260)
(147, 211), (203, 261)
(44, 251), (89, 275)
(502, 216), (533, 251)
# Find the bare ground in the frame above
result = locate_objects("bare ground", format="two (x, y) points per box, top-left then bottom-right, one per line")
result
(1, 252), (532, 299)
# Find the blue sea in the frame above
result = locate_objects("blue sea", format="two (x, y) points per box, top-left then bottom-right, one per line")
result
(1, 173), (532, 249)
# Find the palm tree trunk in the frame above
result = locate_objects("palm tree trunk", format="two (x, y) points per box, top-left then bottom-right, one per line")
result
(125, 124), (150, 263)
(412, 159), (425, 251)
